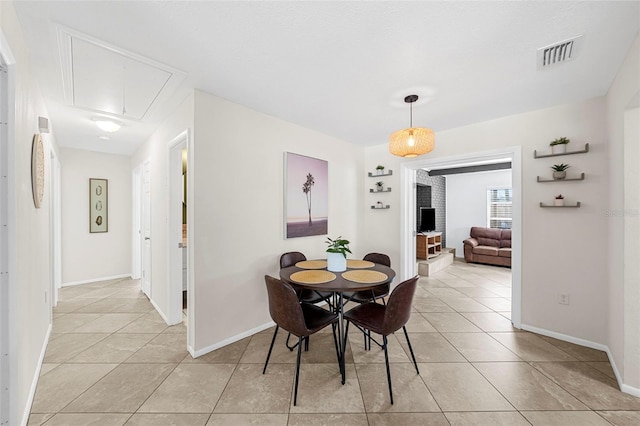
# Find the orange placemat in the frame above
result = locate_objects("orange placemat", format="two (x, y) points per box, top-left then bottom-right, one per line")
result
(290, 270), (336, 284)
(341, 270), (388, 284)
(295, 260), (327, 269)
(347, 259), (375, 269)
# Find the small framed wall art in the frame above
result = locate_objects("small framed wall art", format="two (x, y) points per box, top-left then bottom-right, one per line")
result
(31, 134), (45, 209)
(89, 178), (108, 233)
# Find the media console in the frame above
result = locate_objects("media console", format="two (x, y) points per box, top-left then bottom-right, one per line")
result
(416, 232), (442, 260)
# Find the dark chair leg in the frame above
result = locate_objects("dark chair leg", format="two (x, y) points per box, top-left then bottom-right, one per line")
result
(305, 336), (309, 352)
(293, 336), (303, 406)
(342, 321), (350, 385)
(403, 326), (420, 375)
(363, 328), (367, 350)
(263, 325), (279, 374)
(383, 335), (394, 405)
(285, 332), (295, 351)
(331, 323), (341, 371)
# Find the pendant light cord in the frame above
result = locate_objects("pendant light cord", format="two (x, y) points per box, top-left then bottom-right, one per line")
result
(410, 101), (413, 128)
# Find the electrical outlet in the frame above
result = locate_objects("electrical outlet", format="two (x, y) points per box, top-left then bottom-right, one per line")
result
(558, 293), (570, 305)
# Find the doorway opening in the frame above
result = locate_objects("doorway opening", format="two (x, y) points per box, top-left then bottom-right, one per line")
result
(167, 130), (194, 353)
(49, 150), (61, 310)
(140, 160), (152, 298)
(399, 146), (522, 328)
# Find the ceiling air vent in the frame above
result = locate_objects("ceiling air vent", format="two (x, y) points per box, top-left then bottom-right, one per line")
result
(537, 35), (583, 70)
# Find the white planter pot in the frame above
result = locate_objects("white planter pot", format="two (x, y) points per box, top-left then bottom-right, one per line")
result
(377, 187), (383, 192)
(377, 169), (384, 175)
(553, 171), (566, 180)
(551, 144), (567, 155)
(554, 198), (565, 206)
(326, 252), (347, 272)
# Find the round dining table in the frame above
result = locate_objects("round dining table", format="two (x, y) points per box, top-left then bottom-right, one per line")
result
(280, 259), (396, 384)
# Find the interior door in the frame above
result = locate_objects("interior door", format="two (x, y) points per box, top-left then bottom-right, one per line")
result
(141, 161), (152, 298)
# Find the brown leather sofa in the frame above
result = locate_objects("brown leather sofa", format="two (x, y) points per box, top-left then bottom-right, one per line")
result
(463, 227), (511, 267)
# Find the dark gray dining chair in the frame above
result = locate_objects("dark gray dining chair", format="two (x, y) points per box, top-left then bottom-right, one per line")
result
(343, 253), (392, 349)
(343, 276), (420, 404)
(263, 275), (340, 405)
(279, 252), (334, 351)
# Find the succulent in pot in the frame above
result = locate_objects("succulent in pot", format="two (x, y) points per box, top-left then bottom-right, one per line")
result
(376, 164), (385, 175)
(375, 181), (384, 191)
(550, 137), (570, 154)
(554, 194), (565, 206)
(551, 163), (570, 180)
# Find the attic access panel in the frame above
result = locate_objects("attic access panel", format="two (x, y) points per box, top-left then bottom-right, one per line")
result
(71, 37), (172, 120)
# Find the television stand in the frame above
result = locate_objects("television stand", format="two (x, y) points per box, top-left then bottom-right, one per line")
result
(416, 232), (442, 260)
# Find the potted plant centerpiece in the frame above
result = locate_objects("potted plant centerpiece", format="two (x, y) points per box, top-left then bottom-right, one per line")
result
(554, 194), (565, 206)
(375, 181), (384, 192)
(550, 137), (570, 155)
(376, 165), (385, 175)
(551, 163), (570, 180)
(326, 236), (351, 272)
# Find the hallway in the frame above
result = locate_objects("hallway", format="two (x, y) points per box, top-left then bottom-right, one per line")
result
(28, 263), (640, 425)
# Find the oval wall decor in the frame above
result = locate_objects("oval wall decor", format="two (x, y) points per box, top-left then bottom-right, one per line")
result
(31, 133), (45, 209)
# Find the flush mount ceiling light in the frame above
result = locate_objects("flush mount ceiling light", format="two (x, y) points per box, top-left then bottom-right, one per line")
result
(94, 118), (121, 133)
(389, 95), (434, 158)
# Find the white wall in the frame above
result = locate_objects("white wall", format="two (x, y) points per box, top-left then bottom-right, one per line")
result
(59, 148), (132, 284)
(192, 90), (364, 353)
(446, 170), (512, 257)
(1, 2), (57, 423)
(606, 32), (640, 392)
(365, 97), (609, 347)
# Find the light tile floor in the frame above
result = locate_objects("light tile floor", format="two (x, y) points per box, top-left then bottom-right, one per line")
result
(29, 261), (640, 425)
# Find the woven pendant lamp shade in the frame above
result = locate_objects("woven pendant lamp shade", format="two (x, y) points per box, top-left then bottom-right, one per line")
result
(389, 94), (434, 158)
(389, 127), (434, 158)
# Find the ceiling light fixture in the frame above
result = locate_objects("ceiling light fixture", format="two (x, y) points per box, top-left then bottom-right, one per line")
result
(389, 95), (434, 158)
(94, 119), (121, 133)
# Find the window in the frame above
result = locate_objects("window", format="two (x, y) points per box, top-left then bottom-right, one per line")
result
(487, 188), (512, 229)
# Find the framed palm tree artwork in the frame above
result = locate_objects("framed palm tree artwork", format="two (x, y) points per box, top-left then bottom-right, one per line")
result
(284, 152), (328, 239)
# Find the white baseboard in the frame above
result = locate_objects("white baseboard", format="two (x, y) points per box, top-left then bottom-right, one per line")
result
(520, 323), (609, 352)
(20, 323), (51, 426)
(62, 274), (131, 287)
(191, 320), (275, 358)
(150, 299), (170, 325)
(520, 323), (640, 398)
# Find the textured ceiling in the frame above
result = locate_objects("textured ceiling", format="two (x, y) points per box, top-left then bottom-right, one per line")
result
(14, 1), (640, 155)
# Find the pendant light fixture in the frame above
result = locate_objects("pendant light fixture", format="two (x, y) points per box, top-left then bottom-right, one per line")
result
(389, 94), (434, 158)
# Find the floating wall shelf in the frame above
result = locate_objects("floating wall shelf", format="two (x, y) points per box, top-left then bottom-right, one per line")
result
(540, 202), (581, 208)
(368, 170), (393, 177)
(534, 143), (589, 159)
(537, 173), (585, 182)
(371, 205), (390, 210)
(370, 188), (392, 193)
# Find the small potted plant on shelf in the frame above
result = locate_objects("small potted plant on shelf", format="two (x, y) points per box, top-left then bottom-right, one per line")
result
(376, 201), (383, 209)
(375, 181), (384, 192)
(551, 163), (570, 180)
(376, 165), (385, 175)
(325, 236), (351, 272)
(554, 194), (565, 206)
(550, 137), (570, 155)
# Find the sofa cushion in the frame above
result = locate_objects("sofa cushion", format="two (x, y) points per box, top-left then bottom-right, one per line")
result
(474, 246), (499, 256)
(470, 227), (501, 248)
(500, 230), (512, 248)
(498, 248), (512, 258)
